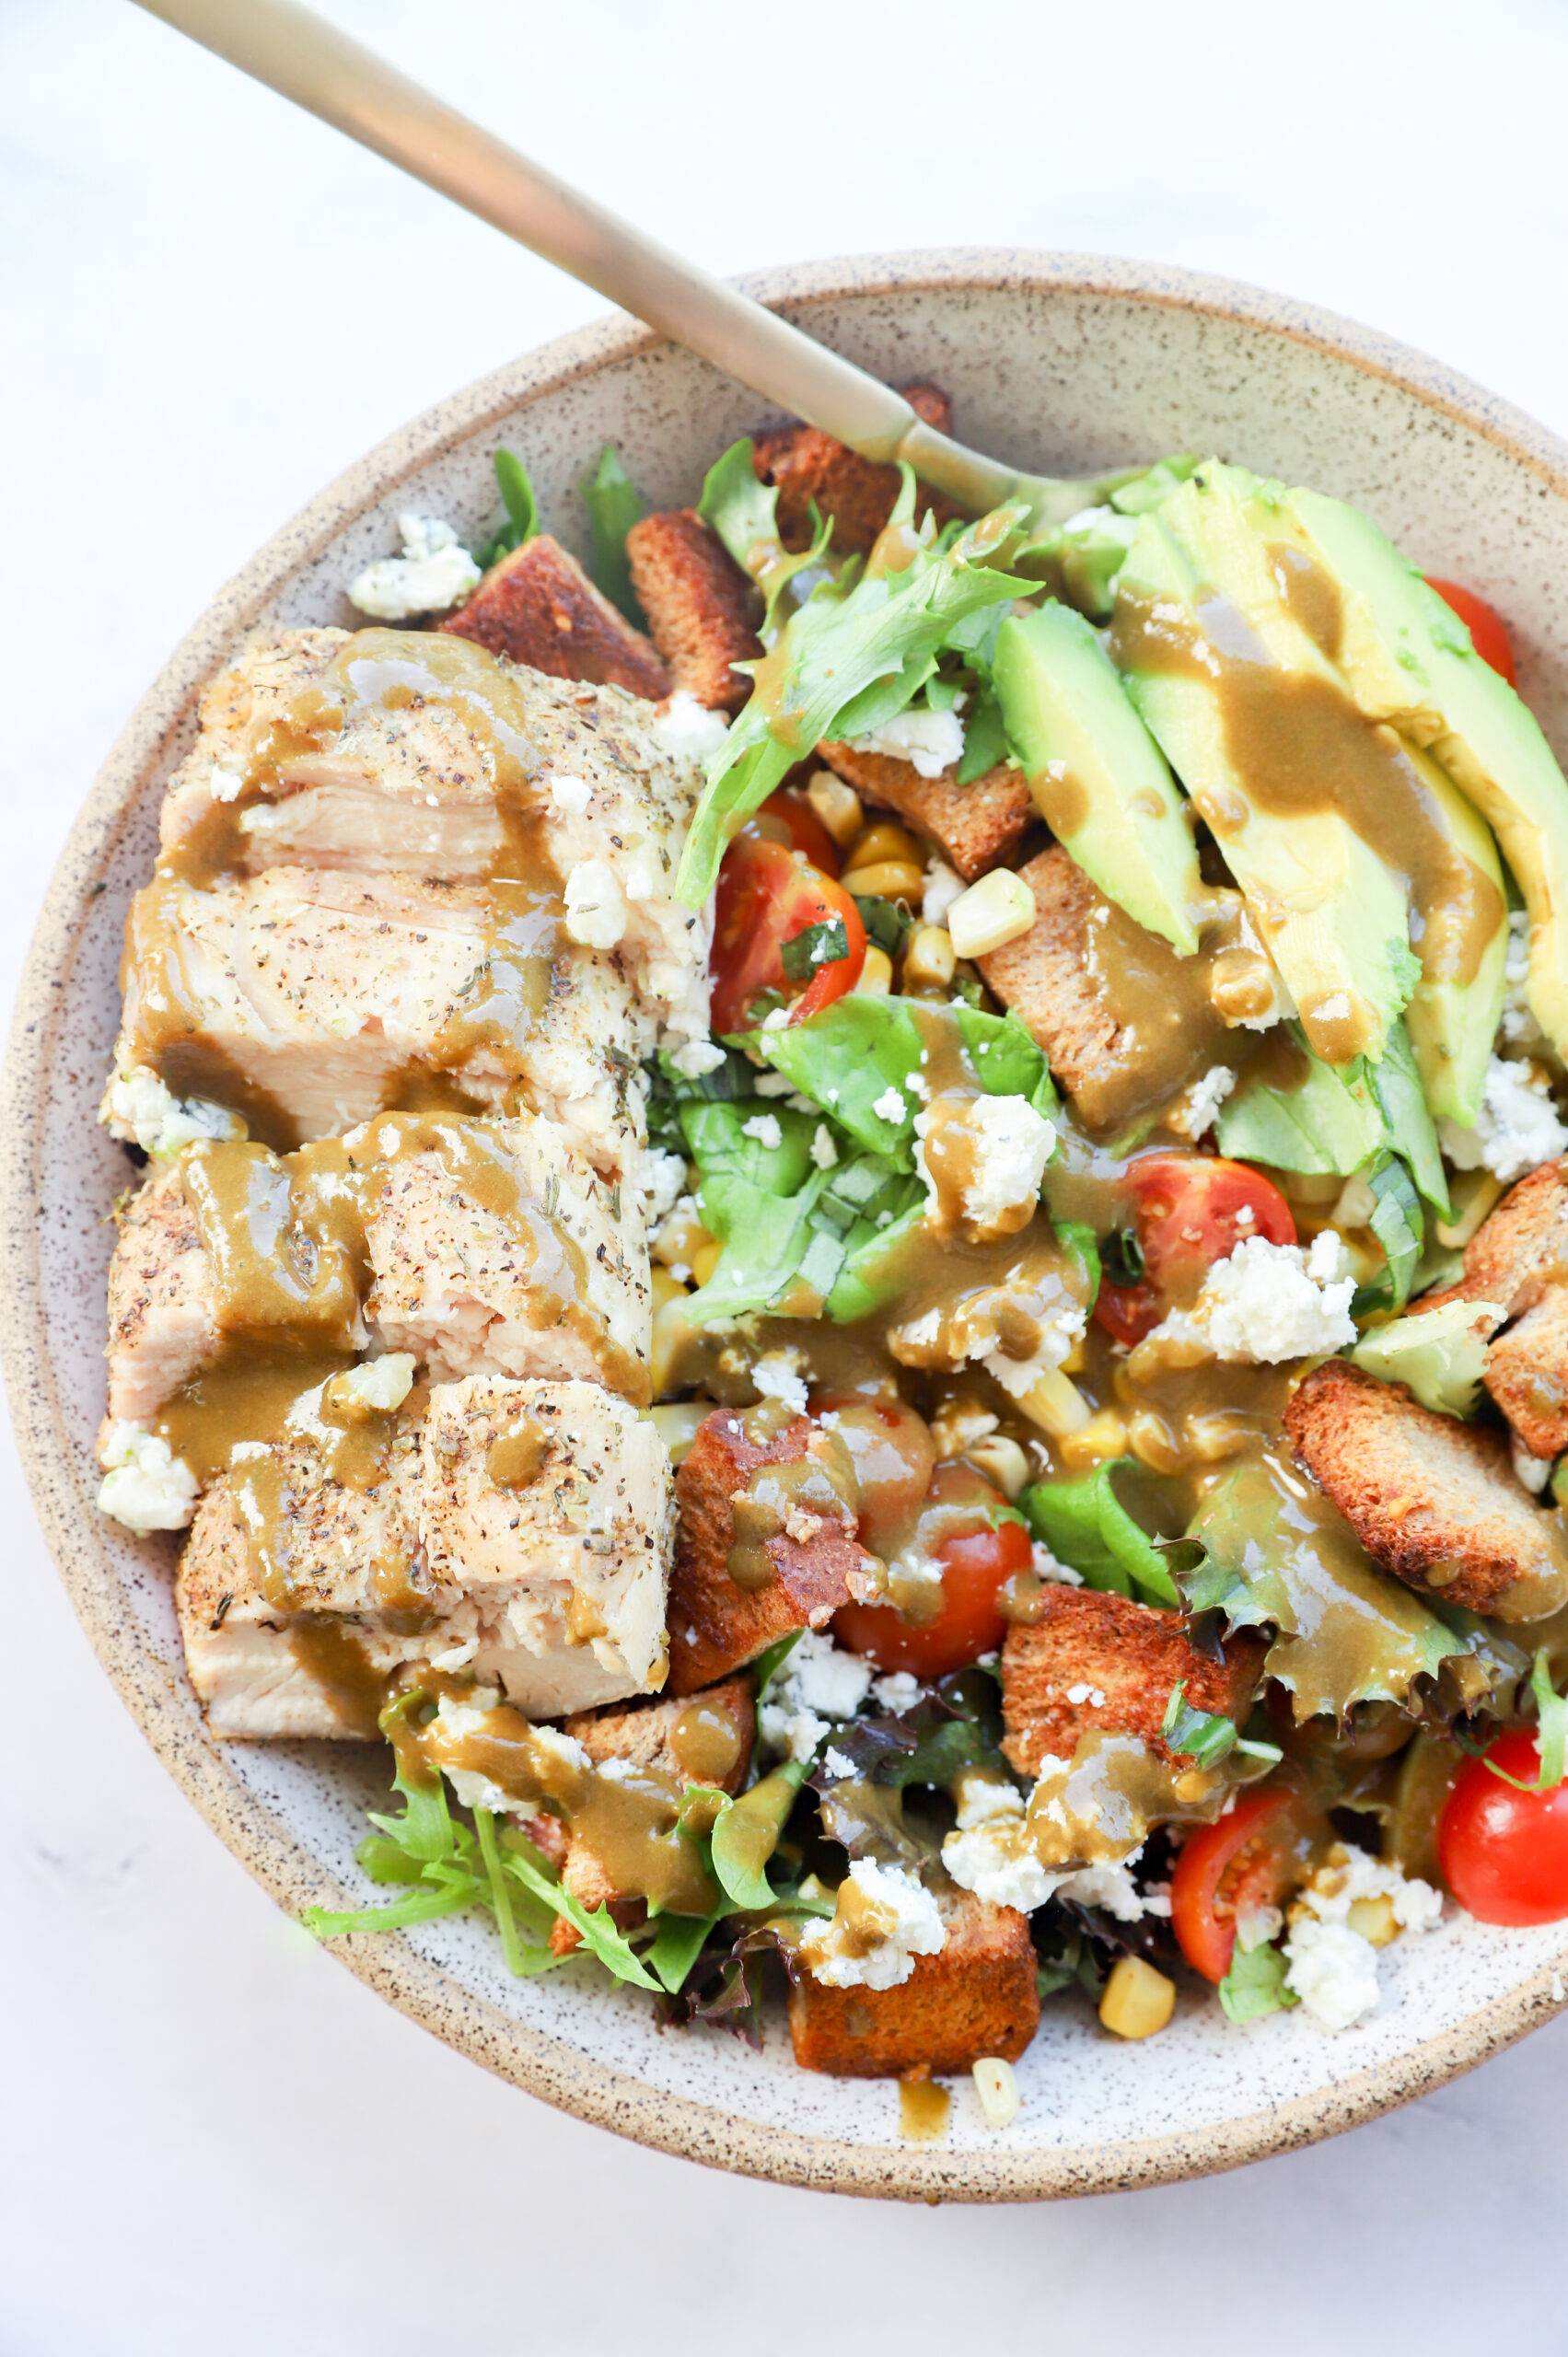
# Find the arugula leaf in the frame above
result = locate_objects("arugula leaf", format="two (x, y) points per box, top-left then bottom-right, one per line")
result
(675, 504), (1035, 904)
(582, 443), (647, 623)
(1464, 1649), (1568, 1793)
(1021, 1459), (1181, 1608)
(780, 914), (850, 980)
(812, 1668), (1008, 1796)
(503, 1834), (663, 1990)
(474, 447), (540, 568)
(1183, 1446), (1476, 1717)
(1218, 1939), (1298, 2024)
(644, 1908), (728, 1995)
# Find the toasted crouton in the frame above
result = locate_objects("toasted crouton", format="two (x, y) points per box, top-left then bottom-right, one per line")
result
(667, 1408), (865, 1695)
(787, 1886), (1039, 2077)
(441, 534), (670, 700)
(818, 742), (1034, 882)
(752, 381), (961, 555)
(1431, 1158), (1568, 1458)
(974, 847), (1226, 1140)
(1284, 1358), (1568, 1620)
(547, 1677), (757, 1953)
(1001, 1586), (1264, 1781)
(624, 510), (761, 713)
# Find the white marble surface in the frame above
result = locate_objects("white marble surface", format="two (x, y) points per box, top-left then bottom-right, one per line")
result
(6, 0), (1568, 2345)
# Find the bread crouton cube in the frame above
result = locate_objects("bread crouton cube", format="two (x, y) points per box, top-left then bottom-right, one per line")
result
(625, 510), (761, 713)
(1284, 1357), (1568, 1620)
(819, 742), (1034, 882)
(1432, 1157), (1568, 1459)
(787, 1887), (1039, 2077)
(441, 534), (670, 701)
(1001, 1585), (1265, 1781)
(752, 381), (961, 556)
(668, 1407), (865, 1694)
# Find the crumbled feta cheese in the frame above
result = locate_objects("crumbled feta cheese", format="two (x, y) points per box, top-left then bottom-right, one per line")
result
(1440, 1054), (1568, 1184)
(1052, 1860), (1157, 1922)
(636, 1149), (688, 1225)
(1172, 1063), (1237, 1140)
(981, 1300), (1088, 1398)
(97, 1422), (200, 1534)
(668, 1038), (726, 1079)
(210, 765), (245, 803)
(761, 1007), (792, 1032)
(849, 706), (965, 779)
(752, 1070), (795, 1097)
(749, 1348), (809, 1414)
(923, 862), (965, 928)
(347, 513), (482, 620)
(651, 690), (731, 761)
(563, 858), (631, 950)
(871, 1670), (923, 1715)
(785, 1630), (875, 1721)
(872, 1086), (909, 1124)
(798, 1859), (947, 1990)
(334, 1353), (416, 1411)
(741, 1112), (784, 1150)
(1065, 1682), (1094, 1706)
(102, 1066), (243, 1159)
(549, 772), (593, 816)
(821, 1745), (857, 1780)
(1283, 1920), (1382, 2030)
(1500, 908), (1544, 1049)
(1032, 1540), (1082, 1586)
(917, 1093), (1056, 1233)
(952, 1772), (1026, 1832)
(1150, 1231), (1356, 1364)
(810, 1123), (839, 1170)
(759, 1701), (830, 1762)
(1282, 1842), (1442, 2030)
(1513, 1436), (1554, 1492)
(943, 1820), (1057, 1912)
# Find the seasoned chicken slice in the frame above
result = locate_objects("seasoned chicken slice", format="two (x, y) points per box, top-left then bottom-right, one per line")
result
(158, 631), (713, 1043)
(107, 864), (654, 1171)
(104, 1113), (651, 1428)
(177, 1375), (671, 1736)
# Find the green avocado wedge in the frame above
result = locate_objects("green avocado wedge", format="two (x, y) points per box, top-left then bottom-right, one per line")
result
(993, 601), (1207, 954)
(1352, 1295), (1506, 1418)
(1260, 482), (1568, 1062)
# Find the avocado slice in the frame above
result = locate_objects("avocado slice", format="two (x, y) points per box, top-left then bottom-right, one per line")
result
(1352, 1295), (1506, 1418)
(1113, 486), (1416, 1067)
(1260, 483), (1568, 1060)
(993, 602), (1207, 954)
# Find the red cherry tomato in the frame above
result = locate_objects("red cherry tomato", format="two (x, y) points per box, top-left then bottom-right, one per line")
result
(1095, 1154), (1297, 1346)
(809, 1391), (935, 1561)
(1170, 1778), (1324, 1982)
(709, 830), (865, 1036)
(1437, 1730), (1568, 1924)
(1424, 578), (1517, 687)
(833, 1463), (1031, 1678)
(759, 786), (841, 877)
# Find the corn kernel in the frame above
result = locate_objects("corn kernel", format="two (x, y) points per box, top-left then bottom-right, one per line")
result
(1098, 1955), (1176, 2040)
(901, 924), (957, 990)
(1127, 1408), (1184, 1474)
(964, 1434), (1030, 1498)
(1055, 1408), (1129, 1470)
(971, 2056), (1021, 2129)
(947, 869), (1037, 959)
(650, 1264), (691, 1311)
(691, 1239), (725, 1287)
(1059, 1333), (1086, 1376)
(853, 945), (894, 996)
(842, 860), (927, 903)
(1016, 1365), (1091, 1437)
(805, 768), (862, 848)
(845, 820), (925, 873)
(648, 1401), (708, 1464)
(650, 1298), (694, 1399)
(653, 1204), (713, 1270)
(1347, 1893), (1400, 1948)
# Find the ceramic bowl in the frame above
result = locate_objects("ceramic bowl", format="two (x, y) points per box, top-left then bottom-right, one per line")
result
(9, 250), (1568, 2201)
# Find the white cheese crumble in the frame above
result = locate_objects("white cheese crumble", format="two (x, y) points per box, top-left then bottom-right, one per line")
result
(916, 1093), (1056, 1234)
(1282, 1843), (1443, 2030)
(849, 706), (965, 779)
(668, 1038), (726, 1079)
(209, 765), (245, 803)
(347, 514), (482, 620)
(637, 1149), (688, 1225)
(749, 1348), (809, 1414)
(548, 772), (593, 817)
(102, 1066), (243, 1158)
(872, 1086), (909, 1124)
(1172, 1063), (1237, 1140)
(1149, 1230), (1356, 1364)
(334, 1353), (415, 1411)
(923, 862), (965, 928)
(563, 858), (631, 951)
(1500, 908), (1544, 1049)
(1283, 1921), (1383, 2031)
(810, 1123), (839, 1170)
(797, 1859), (947, 1990)
(871, 1670), (923, 1714)
(1513, 1436), (1554, 1494)
(740, 1112), (784, 1150)
(1439, 1053), (1568, 1185)
(651, 690), (730, 761)
(1032, 1539), (1083, 1586)
(758, 1631), (877, 1760)
(97, 1422), (200, 1534)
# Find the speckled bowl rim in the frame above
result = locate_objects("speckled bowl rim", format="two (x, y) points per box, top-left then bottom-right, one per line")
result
(9, 249), (1568, 2202)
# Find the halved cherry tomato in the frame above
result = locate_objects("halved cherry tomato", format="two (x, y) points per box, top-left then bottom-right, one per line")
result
(760, 786), (840, 877)
(709, 830), (865, 1036)
(1424, 577), (1517, 687)
(1170, 1777), (1325, 1982)
(1437, 1730), (1568, 1924)
(1095, 1154), (1297, 1346)
(833, 1462), (1031, 1678)
(809, 1391), (935, 1560)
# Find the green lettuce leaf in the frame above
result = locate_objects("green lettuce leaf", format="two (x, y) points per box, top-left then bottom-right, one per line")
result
(1020, 1459), (1181, 1608)
(956, 682), (1008, 782)
(1358, 1155), (1425, 1316)
(502, 1833), (663, 1990)
(1368, 1020), (1450, 1221)
(675, 502), (1034, 903)
(582, 443), (647, 623)
(679, 1097), (817, 1195)
(1218, 1939), (1297, 2024)
(475, 447), (540, 569)
(688, 1166), (837, 1319)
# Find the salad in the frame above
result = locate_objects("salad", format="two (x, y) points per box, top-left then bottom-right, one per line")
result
(93, 377), (1568, 2126)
